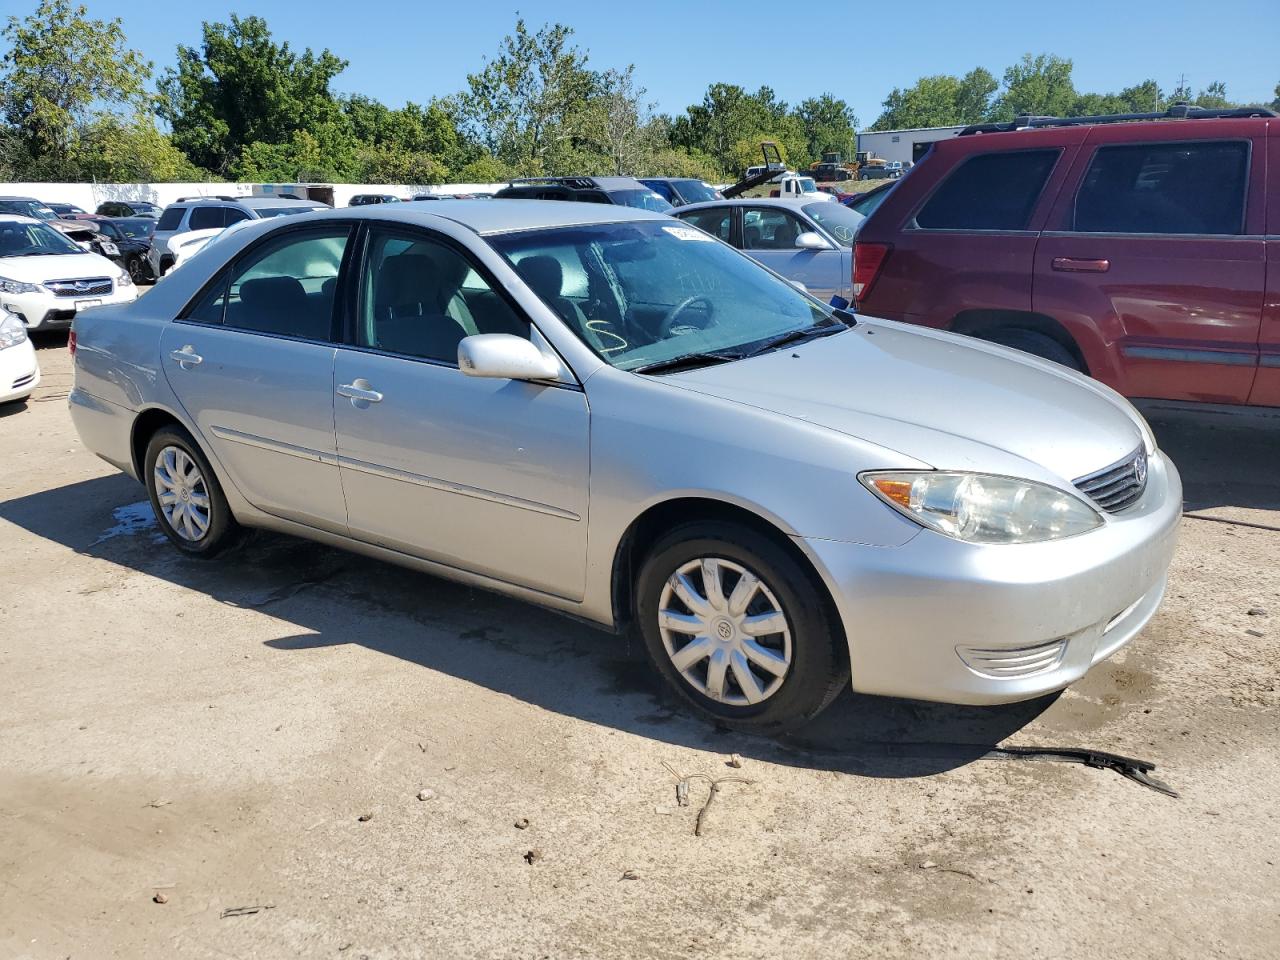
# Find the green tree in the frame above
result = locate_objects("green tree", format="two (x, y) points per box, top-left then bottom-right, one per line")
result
(458, 19), (597, 175)
(992, 54), (1078, 120)
(578, 65), (664, 175)
(160, 15), (348, 175)
(795, 94), (858, 162)
(235, 121), (359, 183)
(672, 83), (807, 176)
(871, 75), (967, 130)
(1272, 81), (1280, 111)
(1194, 81), (1231, 109)
(954, 68), (999, 123)
(71, 116), (207, 182)
(0, 0), (153, 178)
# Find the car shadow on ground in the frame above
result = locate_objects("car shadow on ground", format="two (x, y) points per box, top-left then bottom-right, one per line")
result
(3, 472), (1055, 779)
(1142, 405), (1280, 512)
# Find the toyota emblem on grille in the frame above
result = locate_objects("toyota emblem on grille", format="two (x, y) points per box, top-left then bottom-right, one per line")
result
(1133, 454), (1147, 486)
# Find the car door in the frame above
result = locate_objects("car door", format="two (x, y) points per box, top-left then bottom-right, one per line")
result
(1250, 124), (1280, 407)
(332, 224), (590, 601)
(1035, 127), (1265, 403)
(741, 206), (841, 301)
(159, 223), (354, 534)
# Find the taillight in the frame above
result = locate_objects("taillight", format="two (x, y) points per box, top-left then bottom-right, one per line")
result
(852, 241), (891, 305)
(68, 330), (77, 356)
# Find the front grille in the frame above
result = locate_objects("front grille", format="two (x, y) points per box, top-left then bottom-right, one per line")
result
(45, 277), (112, 298)
(1073, 447), (1148, 513)
(957, 638), (1068, 679)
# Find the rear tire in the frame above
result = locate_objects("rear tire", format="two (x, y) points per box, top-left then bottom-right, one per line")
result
(979, 327), (1082, 371)
(144, 426), (240, 557)
(635, 521), (848, 734)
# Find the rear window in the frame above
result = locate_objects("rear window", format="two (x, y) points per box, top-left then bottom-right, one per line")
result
(157, 206), (186, 231)
(915, 149), (1060, 231)
(1073, 141), (1249, 235)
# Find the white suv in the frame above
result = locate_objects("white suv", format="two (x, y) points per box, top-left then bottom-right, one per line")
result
(148, 197), (329, 277)
(0, 215), (137, 332)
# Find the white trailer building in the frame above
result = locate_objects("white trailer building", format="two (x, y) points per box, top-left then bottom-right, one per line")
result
(856, 125), (967, 165)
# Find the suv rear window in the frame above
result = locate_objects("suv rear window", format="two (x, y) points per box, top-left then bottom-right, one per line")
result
(915, 149), (1060, 231)
(1073, 141), (1249, 235)
(157, 206), (186, 231)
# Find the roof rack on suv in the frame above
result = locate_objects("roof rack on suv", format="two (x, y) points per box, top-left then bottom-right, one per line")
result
(174, 195), (241, 202)
(958, 104), (1278, 136)
(508, 177), (599, 190)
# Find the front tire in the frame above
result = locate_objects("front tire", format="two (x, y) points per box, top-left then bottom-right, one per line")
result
(144, 426), (240, 556)
(979, 327), (1082, 371)
(635, 521), (848, 733)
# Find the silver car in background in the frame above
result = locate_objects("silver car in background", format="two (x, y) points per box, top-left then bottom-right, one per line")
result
(69, 201), (1180, 731)
(674, 197), (864, 304)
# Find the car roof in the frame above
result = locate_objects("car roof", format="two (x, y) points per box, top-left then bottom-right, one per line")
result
(674, 197), (826, 212)
(171, 197), (320, 209)
(298, 199), (669, 235)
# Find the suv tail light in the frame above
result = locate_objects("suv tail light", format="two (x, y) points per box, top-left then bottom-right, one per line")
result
(853, 241), (891, 305)
(68, 330), (76, 356)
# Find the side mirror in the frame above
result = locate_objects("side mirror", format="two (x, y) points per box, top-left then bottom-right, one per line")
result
(795, 231), (832, 251)
(458, 334), (561, 381)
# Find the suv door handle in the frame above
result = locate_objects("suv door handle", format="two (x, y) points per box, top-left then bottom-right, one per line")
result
(1052, 257), (1110, 273)
(337, 380), (383, 404)
(169, 346), (203, 366)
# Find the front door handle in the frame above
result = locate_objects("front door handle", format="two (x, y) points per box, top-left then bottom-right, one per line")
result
(1052, 257), (1110, 273)
(169, 346), (203, 367)
(337, 379), (383, 404)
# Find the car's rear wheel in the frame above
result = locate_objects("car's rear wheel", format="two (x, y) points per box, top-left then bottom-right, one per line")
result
(144, 426), (239, 556)
(635, 521), (848, 733)
(979, 327), (1082, 371)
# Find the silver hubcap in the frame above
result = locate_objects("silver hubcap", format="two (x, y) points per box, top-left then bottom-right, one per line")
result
(658, 557), (792, 706)
(154, 445), (211, 542)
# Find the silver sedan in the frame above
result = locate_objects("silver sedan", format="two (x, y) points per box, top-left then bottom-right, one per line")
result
(674, 197), (864, 304)
(69, 201), (1180, 731)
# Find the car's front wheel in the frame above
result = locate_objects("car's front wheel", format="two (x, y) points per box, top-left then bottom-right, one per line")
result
(635, 521), (848, 733)
(144, 426), (240, 556)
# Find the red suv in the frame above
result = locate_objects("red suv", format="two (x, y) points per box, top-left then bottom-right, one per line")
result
(853, 106), (1280, 408)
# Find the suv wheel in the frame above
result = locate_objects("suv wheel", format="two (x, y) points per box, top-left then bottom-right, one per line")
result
(980, 328), (1082, 371)
(635, 521), (848, 733)
(144, 426), (240, 556)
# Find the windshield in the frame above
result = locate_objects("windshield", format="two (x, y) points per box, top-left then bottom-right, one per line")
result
(115, 218), (154, 239)
(0, 199), (57, 221)
(607, 189), (674, 213)
(0, 220), (84, 257)
(672, 180), (721, 204)
(490, 220), (839, 372)
(801, 202), (864, 247)
(255, 205), (328, 218)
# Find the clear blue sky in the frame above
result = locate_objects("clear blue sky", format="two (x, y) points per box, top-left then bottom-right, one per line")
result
(77, 0), (1280, 128)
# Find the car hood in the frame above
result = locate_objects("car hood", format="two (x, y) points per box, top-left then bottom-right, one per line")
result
(665, 319), (1146, 484)
(0, 252), (119, 282)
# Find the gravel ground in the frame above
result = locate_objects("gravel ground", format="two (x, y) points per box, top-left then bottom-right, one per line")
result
(1, 337), (1278, 959)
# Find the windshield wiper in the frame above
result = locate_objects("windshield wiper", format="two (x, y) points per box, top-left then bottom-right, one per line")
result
(743, 321), (845, 357)
(630, 351), (744, 375)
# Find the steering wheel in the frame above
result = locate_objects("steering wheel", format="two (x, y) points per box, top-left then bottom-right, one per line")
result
(658, 295), (716, 338)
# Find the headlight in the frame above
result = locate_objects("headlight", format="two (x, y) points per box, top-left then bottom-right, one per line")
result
(0, 313), (29, 350)
(861, 471), (1103, 544)
(117, 268), (133, 288)
(0, 276), (40, 295)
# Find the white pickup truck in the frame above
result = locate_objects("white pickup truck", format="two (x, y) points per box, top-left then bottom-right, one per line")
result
(769, 174), (834, 202)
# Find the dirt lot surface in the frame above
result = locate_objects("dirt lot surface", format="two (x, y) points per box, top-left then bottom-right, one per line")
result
(2, 338), (1278, 959)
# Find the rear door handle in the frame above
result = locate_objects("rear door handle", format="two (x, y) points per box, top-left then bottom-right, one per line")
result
(1052, 257), (1110, 273)
(169, 346), (203, 366)
(337, 380), (383, 404)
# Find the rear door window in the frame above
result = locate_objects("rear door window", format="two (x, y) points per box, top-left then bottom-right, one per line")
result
(187, 207), (226, 230)
(1073, 141), (1249, 235)
(915, 149), (1060, 231)
(678, 207), (733, 243)
(156, 206), (186, 231)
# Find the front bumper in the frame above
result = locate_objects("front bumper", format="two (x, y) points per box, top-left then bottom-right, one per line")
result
(0, 338), (41, 403)
(800, 451), (1182, 705)
(2, 282), (139, 331)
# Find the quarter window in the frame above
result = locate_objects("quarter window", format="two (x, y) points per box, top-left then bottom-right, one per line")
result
(156, 207), (185, 231)
(187, 206), (225, 230)
(1073, 141), (1249, 235)
(915, 149), (1060, 231)
(359, 230), (527, 364)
